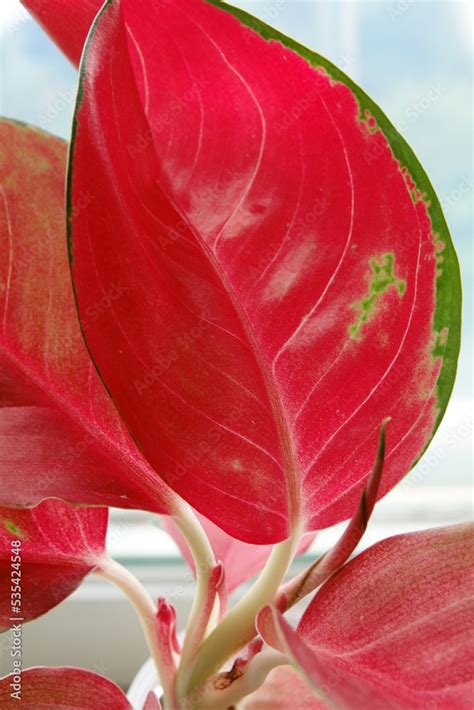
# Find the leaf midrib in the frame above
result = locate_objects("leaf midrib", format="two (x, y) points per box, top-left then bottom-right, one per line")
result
(149, 178), (301, 532)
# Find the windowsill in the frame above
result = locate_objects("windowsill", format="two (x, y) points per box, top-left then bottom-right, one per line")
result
(106, 484), (473, 566)
(1, 485), (470, 690)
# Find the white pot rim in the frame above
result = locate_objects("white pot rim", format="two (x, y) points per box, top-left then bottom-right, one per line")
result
(127, 657), (162, 709)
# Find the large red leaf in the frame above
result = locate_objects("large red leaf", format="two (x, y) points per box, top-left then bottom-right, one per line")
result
(0, 118), (175, 514)
(21, 0), (100, 66)
(0, 667), (132, 707)
(68, 0), (460, 543)
(0, 500), (107, 631)
(163, 511), (315, 594)
(258, 524), (474, 709)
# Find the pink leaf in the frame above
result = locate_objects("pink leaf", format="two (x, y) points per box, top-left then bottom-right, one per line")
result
(143, 691), (162, 710)
(0, 666), (132, 707)
(0, 118), (175, 515)
(68, 0), (459, 544)
(258, 523), (474, 708)
(240, 666), (325, 709)
(21, 0), (100, 65)
(163, 511), (314, 594)
(0, 500), (107, 630)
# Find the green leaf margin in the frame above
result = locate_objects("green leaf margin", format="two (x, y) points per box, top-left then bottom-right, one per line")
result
(207, 0), (462, 466)
(67, 0), (462, 473)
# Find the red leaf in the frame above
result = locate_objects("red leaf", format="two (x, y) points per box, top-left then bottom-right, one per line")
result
(0, 500), (107, 630)
(0, 118), (175, 515)
(163, 511), (314, 594)
(21, 0), (100, 65)
(258, 524), (474, 708)
(68, 0), (460, 543)
(0, 666), (132, 707)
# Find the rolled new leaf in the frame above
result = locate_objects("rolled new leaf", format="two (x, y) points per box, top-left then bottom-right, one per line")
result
(277, 419), (387, 610)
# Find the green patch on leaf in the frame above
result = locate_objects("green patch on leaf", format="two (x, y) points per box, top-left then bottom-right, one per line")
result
(208, 0), (461, 446)
(349, 253), (406, 339)
(3, 519), (27, 539)
(432, 327), (449, 359)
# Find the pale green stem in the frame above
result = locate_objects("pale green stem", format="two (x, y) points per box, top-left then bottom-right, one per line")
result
(194, 648), (289, 709)
(188, 526), (300, 692)
(172, 502), (216, 698)
(93, 556), (175, 708)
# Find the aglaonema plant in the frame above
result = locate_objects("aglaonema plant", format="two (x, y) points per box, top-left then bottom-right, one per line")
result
(0, 0), (471, 708)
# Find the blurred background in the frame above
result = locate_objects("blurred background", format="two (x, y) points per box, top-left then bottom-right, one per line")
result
(0, 0), (472, 691)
